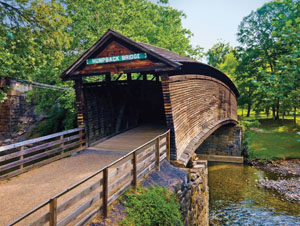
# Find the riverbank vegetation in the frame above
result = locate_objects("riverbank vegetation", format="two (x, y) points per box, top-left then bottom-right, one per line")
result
(120, 186), (182, 226)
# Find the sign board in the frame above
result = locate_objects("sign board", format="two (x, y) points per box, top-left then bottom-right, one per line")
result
(86, 53), (147, 65)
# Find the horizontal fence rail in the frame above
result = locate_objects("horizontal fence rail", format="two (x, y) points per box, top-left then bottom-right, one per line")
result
(7, 129), (170, 226)
(0, 127), (86, 180)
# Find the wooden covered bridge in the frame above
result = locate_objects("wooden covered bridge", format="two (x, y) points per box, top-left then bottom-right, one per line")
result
(62, 29), (240, 166)
(0, 29), (241, 226)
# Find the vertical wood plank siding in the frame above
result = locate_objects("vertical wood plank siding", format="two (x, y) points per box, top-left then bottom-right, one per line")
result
(168, 75), (237, 160)
(161, 75), (177, 160)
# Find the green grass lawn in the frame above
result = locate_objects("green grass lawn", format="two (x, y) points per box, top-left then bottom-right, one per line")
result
(238, 109), (300, 160)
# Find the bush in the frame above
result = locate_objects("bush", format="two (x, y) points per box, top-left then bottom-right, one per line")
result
(34, 107), (77, 136)
(120, 186), (182, 226)
(241, 120), (261, 131)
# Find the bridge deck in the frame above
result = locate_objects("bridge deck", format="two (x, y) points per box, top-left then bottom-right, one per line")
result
(0, 124), (166, 226)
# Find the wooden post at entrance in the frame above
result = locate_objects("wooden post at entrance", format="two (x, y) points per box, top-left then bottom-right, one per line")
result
(74, 79), (85, 128)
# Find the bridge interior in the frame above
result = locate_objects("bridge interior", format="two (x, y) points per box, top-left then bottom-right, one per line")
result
(83, 77), (167, 145)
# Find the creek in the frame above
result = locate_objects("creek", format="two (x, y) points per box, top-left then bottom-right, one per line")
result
(208, 163), (300, 226)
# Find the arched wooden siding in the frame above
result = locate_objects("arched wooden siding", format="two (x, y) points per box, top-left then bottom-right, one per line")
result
(167, 75), (237, 161)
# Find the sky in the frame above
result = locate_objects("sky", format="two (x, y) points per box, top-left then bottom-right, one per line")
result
(165, 0), (271, 51)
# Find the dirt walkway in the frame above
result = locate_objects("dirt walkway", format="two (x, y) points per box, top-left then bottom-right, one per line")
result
(0, 125), (166, 226)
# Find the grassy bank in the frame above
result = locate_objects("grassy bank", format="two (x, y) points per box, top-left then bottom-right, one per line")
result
(239, 110), (300, 160)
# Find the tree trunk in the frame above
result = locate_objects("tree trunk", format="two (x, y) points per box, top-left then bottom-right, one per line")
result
(276, 98), (280, 120)
(246, 104), (251, 117)
(294, 107), (297, 125)
(266, 107), (269, 118)
(272, 106), (276, 120)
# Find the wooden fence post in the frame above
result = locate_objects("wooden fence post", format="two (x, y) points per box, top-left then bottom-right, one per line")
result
(59, 135), (64, 154)
(132, 152), (137, 187)
(49, 198), (57, 226)
(167, 131), (171, 162)
(103, 168), (108, 218)
(156, 137), (160, 171)
(19, 146), (24, 169)
(79, 130), (83, 149)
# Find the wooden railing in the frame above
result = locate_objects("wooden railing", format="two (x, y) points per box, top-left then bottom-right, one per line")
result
(0, 127), (86, 180)
(7, 129), (171, 226)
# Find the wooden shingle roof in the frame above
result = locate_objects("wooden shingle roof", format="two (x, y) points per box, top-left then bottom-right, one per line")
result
(137, 42), (197, 63)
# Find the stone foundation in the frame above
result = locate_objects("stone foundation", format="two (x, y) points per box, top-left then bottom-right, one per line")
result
(0, 77), (33, 139)
(196, 125), (241, 156)
(175, 160), (209, 226)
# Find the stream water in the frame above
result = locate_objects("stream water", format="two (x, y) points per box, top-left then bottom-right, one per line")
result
(208, 163), (300, 226)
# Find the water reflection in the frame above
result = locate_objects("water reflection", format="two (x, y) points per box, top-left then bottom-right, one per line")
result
(209, 163), (300, 226)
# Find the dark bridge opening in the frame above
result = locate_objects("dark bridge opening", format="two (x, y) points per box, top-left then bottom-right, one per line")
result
(83, 76), (166, 145)
(195, 124), (241, 157)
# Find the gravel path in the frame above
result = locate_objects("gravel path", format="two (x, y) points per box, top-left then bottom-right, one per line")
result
(0, 151), (120, 226)
(0, 125), (166, 225)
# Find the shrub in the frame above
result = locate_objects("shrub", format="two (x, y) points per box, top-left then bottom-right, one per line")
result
(241, 120), (261, 131)
(120, 186), (182, 226)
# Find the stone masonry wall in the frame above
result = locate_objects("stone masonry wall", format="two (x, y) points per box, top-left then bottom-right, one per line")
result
(196, 125), (242, 156)
(174, 160), (209, 226)
(0, 78), (33, 139)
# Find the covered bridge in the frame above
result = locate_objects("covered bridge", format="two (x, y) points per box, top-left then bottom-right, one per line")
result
(61, 29), (240, 166)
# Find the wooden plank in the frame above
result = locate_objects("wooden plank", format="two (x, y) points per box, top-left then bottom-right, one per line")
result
(0, 140), (81, 171)
(0, 128), (83, 152)
(30, 179), (103, 226)
(49, 198), (57, 226)
(108, 169), (132, 195)
(136, 145), (155, 161)
(58, 179), (103, 215)
(136, 152), (156, 173)
(136, 146), (155, 165)
(108, 158), (132, 182)
(0, 134), (80, 162)
(137, 160), (156, 181)
(103, 168), (108, 218)
(108, 180), (131, 206)
(0, 142), (85, 180)
(57, 193), (101, 226)
(19, 146), (24, 169)
(74, 207), (101, 226)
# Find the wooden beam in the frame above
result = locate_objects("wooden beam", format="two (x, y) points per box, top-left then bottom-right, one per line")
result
(143, 74), (147, 81)
(74, 79), (84, 128)
(105, 74), (111, 82)
(136, 74), (142, 80)
(115, 74), (122, 81)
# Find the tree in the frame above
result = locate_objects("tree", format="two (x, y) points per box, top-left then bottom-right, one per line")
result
(1, 0), (203, 131)
(236, 0), (300, 120)
(206, 41), (232, 67)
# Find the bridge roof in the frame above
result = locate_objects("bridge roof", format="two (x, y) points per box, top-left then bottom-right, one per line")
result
(60, 29), (239, 97)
